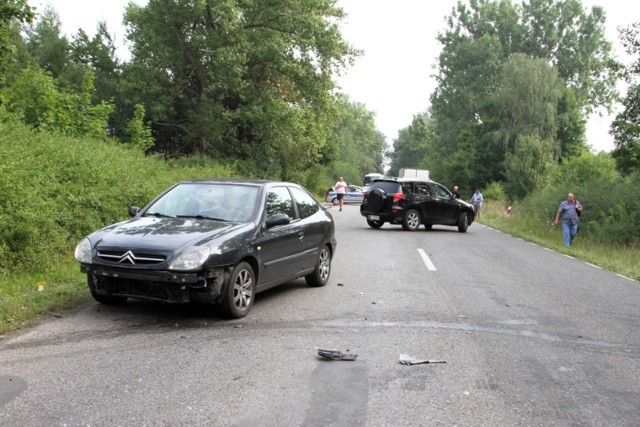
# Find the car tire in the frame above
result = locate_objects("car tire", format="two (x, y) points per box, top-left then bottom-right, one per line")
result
(458, 212), (468, 233)
(424, 223), (433, 230)
(367, 189), (387, 212)
(332, 198), (339, 205)
(305, 245), (331, 287)
(402, 209), (421, 231)
(87, 276), (128, 305)
(219, 261), (255, 318)
(366, 219), (384, 229)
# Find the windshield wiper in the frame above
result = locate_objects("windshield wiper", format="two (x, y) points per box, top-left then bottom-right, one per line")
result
(176, 215), (226, 221)
(145, 212), (175, 218)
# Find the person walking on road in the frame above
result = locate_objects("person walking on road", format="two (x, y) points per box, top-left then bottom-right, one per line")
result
(554, 192), (583, 247)
(335, 176), (348, 211)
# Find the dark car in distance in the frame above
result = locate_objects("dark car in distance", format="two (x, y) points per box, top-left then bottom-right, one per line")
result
(360, 178), (475, 232)
(74, 179), (336, 318)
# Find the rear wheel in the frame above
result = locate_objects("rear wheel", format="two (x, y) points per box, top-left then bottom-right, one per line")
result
(457, 212), (469, 233)
(402, 209), (420, 231)
(331, 198), (339, 205)
(306, 246), (332, 287)
(218, 262), (255, 318)
(366, 219), (384, 229)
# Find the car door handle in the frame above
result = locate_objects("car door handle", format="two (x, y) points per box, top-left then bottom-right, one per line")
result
(298, 232), (304, 240)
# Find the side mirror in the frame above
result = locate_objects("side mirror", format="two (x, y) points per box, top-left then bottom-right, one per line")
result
(265, 213), (290, 228)
(129, 206), (141, 217)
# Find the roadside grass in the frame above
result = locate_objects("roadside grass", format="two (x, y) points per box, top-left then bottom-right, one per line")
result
(0, 259), (88, 335)
(479, 201), (640, 281)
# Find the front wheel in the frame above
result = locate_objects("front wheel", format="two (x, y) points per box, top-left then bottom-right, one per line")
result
(87, 275), (128, 305)
(218, 262), (255, 318)
(402, 209), (421, 231)
(306, 246), (332, 287)
(366, 219), (384, 229)
(457, 212), (469, 233)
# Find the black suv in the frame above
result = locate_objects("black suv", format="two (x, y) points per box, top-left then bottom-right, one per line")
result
(360, 178), (475, 232)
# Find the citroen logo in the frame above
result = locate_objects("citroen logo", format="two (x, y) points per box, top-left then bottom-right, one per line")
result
(118, 250), (137, 264)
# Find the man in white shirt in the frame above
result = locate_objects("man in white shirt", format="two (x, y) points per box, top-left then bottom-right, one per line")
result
(335, 176), (348, 211)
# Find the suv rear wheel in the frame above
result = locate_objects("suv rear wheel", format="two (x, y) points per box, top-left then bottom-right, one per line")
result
(402, 209), (421, 231)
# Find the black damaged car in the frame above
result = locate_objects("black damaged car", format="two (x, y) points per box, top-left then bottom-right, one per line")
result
(360, 178), (475, 232)
(74, 179), (336, 318)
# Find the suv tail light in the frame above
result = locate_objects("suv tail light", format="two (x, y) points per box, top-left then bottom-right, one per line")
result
(393, 192), (404, 203)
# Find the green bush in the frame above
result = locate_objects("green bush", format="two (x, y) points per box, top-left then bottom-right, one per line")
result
(517, 163), (640, 245)
(0, 112), (238, 274)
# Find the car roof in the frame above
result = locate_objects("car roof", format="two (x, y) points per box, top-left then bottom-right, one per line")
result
(373, 178), (433, 184)
(179, 178), (293, 187)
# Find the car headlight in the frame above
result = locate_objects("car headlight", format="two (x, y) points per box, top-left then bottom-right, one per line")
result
(169, 246), (211, 271)
(74, 238), (93, 264)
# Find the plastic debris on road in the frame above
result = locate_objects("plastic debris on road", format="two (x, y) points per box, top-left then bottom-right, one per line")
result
(316, 348), (358, 361)
(399, 354), (446, 365)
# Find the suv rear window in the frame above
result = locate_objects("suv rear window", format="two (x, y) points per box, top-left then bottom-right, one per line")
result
(369, 181), (401, 193)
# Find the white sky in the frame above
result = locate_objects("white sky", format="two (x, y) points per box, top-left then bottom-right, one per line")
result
(38, 0), (635, 153)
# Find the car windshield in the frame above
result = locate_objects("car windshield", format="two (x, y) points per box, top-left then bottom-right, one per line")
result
(144, 183), (260, 222)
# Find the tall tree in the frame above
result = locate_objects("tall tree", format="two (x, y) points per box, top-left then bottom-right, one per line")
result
(121, 0), (358, 178)
(611, 21), (640, 174)
(426, 0), (615, 195)
(0, 0), (33, 85)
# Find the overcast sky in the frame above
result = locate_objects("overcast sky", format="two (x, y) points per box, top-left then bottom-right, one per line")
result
(37, 0), (635, 153)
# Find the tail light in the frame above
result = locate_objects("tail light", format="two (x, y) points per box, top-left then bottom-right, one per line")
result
(393, 193), (404, 203)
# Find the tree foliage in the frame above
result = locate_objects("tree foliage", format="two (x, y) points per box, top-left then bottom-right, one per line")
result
(405, 0), (616, 199)
(0, 0), (33, 84)
(120, 0), (358, 178)
(611, 21), (640, 174)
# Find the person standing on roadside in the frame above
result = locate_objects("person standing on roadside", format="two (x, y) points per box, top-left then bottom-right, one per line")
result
(471, 188), (483, 217)
(335, 176), (348, 211)
(554, 192), (583, 247)
(452, 185), (461, 199)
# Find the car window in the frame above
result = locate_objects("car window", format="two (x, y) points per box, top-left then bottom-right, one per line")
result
(265, 186), (296, 220)
(349, 186), (362, 194)
(370, 181), (401, 193)
(401, 182), (413, 194)
(290, 186), (318, 219)
(414, 182), (432, 196)
(147, 183), (252, 218)
(432, 183), (451, 200)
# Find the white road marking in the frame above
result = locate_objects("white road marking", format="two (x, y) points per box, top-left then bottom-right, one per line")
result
(417, 248), (437, 271)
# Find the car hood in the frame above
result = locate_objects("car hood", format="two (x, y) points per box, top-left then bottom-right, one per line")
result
(92, 217), (252, 252)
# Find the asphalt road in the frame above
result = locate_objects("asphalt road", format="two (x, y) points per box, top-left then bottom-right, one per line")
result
(1, 204), (639, 426)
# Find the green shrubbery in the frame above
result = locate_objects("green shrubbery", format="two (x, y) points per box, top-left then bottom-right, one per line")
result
(516, 153), (640, 245)
(0, 112), (238, 274)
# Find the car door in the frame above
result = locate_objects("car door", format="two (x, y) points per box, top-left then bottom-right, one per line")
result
(412, 181), (439, 222)
(257, 186), (306, 286)
(290, 186), (326, 272)
(345, 185), (364, 204)
(429, 183), (460, 225)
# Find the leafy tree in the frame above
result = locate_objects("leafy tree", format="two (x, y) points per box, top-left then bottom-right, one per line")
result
(612, 22), (640, 174)
(121, 0), (358, 178)
(24, 7), (71, 83)
(425, 0), (614, 194)
(0, 0), (33, 84)
(4, 66), (113, 138)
